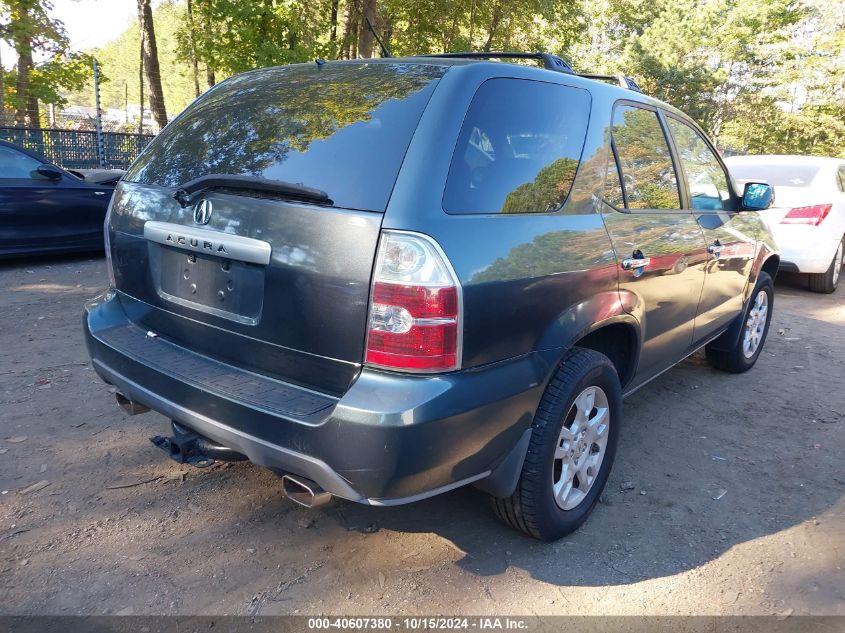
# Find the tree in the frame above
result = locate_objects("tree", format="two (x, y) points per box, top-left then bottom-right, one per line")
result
(185, 0), (200, 98)
(0, 0), (93, 126)
(137, 0), (167, 129)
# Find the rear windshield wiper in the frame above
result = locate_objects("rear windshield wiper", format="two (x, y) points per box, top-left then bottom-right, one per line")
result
(173, 174), (332, 207)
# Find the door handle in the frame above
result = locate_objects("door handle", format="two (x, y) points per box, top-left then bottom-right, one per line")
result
(621, 257), (650, 270)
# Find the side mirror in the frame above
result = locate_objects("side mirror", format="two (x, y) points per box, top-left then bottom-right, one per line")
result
(36, 164), (64, 181)
(741, 182), (774, 211)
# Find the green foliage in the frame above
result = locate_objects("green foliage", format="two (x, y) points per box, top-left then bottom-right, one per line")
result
(0, 0), (94, 117)
(28, 52), (95, 107)
(63, 1), (199, 115)
(13, 0), (839, 158)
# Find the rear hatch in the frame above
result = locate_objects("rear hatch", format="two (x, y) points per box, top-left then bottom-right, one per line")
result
(107, 61), (446, 395)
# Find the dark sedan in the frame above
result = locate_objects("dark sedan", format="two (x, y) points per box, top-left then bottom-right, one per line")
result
(0, 140), (123, 258)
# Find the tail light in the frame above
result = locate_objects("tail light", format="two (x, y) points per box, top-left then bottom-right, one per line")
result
(780, 204), (832, 226)
(365, 230), (462, 372)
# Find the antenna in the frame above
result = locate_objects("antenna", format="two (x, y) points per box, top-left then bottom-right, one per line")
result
(365, 16), (392, 58)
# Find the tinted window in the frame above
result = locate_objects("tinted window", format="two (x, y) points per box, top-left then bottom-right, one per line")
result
(611, 105), (680, 210)
(837, 166), (845, 192)
(0, 146), (42, 179)
(125, 62), (445, 211)
(666, 117), (733, 211)
(443, 79), (590, 214)
(726, 163), (820, 188)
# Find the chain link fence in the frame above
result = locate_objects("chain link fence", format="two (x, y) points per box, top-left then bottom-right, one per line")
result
(1, 125), (154, 170)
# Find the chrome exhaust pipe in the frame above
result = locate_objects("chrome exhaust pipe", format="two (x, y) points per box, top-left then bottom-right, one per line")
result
(282, 475), (332, 508)
(116, 392), (150, 415)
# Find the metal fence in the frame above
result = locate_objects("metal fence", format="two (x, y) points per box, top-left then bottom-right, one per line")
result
(0, 127), (154, 170)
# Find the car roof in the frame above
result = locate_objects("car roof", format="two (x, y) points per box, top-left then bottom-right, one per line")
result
(724, 154), (845, 166)
(323, 56), (693, 121)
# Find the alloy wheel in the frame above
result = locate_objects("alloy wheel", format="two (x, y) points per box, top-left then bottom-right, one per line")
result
(552, 386), (610, 510)
(742, 289), (769, 359)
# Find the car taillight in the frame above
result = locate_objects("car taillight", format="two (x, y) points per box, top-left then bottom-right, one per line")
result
(780, 204), (832, 226)
(365, 230), (462, 372)
(103, 204), (116, 288)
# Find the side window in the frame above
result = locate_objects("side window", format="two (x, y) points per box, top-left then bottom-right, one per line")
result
(443, 79), (590, 214)
(0, 146), (43, 179)
(837, 166), (845, 193)
(611, 105), (681, 210)
(666, 117), (734, 211)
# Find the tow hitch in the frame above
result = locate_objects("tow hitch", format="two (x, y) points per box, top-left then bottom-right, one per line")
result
(150, 421), (247, 468)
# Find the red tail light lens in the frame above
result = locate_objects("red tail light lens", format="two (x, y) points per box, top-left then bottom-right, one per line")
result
(780, 204), (832, 226)
(365, 231), (462, 372)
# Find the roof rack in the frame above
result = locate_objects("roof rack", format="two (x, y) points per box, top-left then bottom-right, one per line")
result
(419, 51), (574, 75)
(416, 52), (643, 92)
(578, 73), (642, 93)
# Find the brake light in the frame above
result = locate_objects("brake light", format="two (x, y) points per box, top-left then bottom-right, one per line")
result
(780, 204), (832, 226)
(365, 231), (462, 372)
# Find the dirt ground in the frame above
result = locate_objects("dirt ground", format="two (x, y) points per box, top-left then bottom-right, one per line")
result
(0, 254), (842, 617)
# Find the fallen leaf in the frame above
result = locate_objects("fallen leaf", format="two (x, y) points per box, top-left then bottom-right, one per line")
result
(5, 436), (27, 443)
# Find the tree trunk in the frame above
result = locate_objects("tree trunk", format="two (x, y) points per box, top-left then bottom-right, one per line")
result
(138, 30), (145, 135)
(330, 0), (338, 42)
(340, 0), (359, 59)
(26, 93), (39, 127)
(206, 66), (216, 88)
(358, 0), (376, 58)
(483, 1), (504, 52)
(186, 0), (201, 98)
(469, 0), (476, 48)
(13, 31), (33, 126)
(0, 45), (4, 121)
(137, 0), (168, 130)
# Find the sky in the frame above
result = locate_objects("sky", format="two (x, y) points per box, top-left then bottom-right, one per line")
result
(2, 0), (160, 69)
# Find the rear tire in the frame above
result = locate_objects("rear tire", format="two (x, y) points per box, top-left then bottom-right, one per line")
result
(490, 348), (621, 541)
(706, 272), (773, 373)
(808, 238), (844, 294)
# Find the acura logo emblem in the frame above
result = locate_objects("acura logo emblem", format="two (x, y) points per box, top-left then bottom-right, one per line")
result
(194, 199), (213, 225)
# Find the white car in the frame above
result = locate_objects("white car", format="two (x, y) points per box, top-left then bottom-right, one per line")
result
(724, 155), (845, 293)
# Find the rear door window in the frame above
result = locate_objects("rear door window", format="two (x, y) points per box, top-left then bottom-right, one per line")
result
(443, 79), (590, 214)
(666, 117), (735, 212)
(611, 105), (681, 210)
(124, 62), (446, 212)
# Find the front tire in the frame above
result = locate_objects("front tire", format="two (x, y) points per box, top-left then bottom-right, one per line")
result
(491, 348), (621, 541)
(706, 271), (773, 373)
(808, 238), (844, 294)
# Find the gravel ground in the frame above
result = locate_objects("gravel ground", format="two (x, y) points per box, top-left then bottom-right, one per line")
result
(0, 255), (842, 616)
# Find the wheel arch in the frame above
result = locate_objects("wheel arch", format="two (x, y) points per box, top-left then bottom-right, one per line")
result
(537, 298), (641, 391)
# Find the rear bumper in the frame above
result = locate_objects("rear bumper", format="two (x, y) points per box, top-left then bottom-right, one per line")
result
(765, 224), (840, 274)
(84, 290), (549, 504)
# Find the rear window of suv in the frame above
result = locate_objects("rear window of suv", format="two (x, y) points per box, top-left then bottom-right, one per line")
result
(443, 79), (590, 214)
(124, 62), (446, 212)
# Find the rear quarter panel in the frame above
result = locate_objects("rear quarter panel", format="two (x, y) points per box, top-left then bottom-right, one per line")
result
(384, 63), (631, 372)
